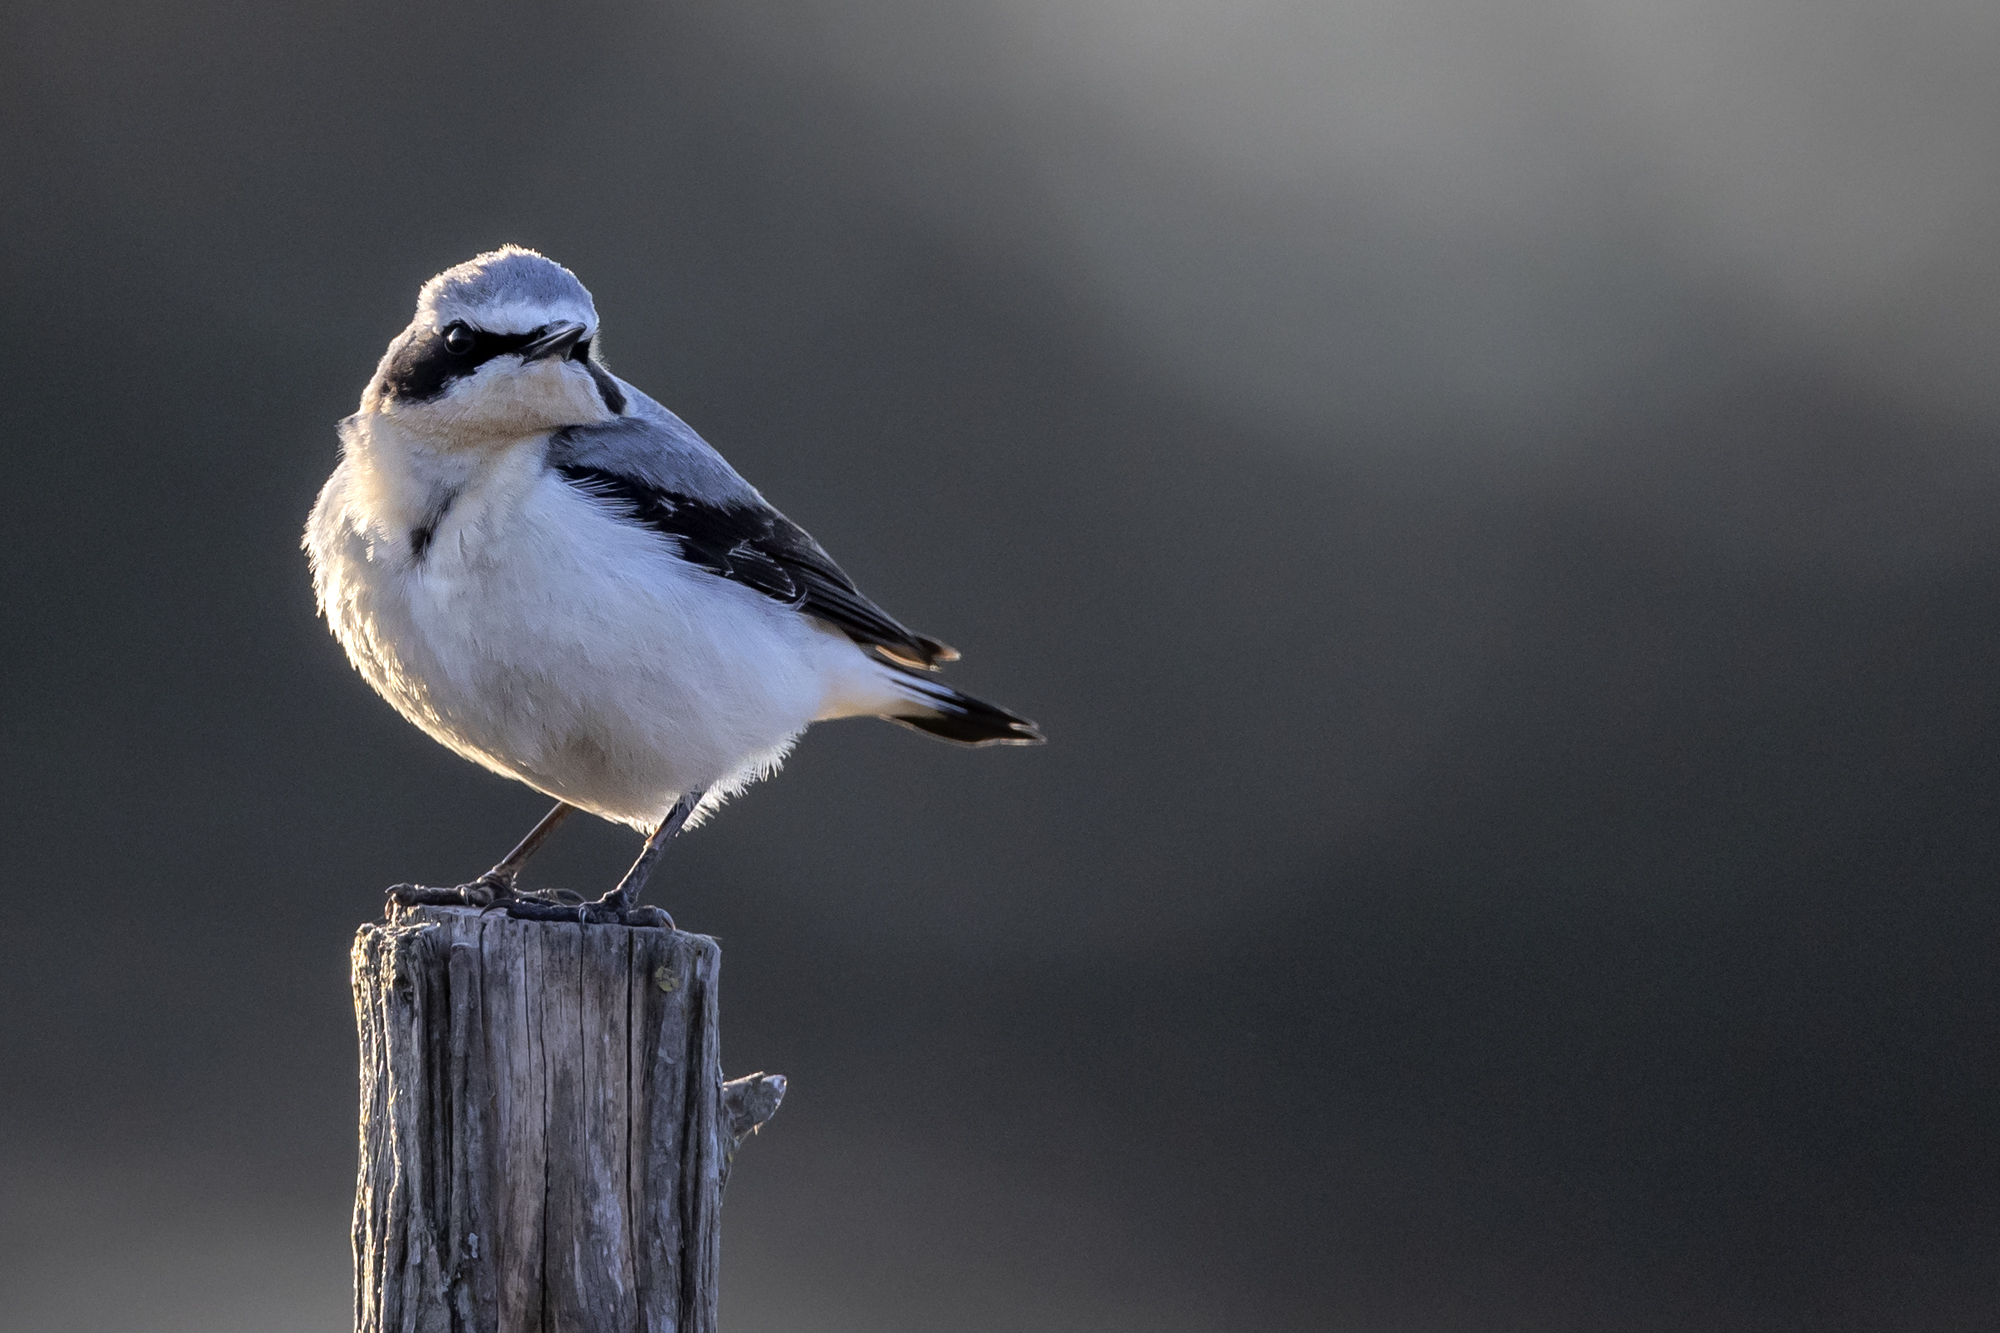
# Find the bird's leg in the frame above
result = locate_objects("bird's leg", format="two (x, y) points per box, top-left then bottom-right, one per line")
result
(473, 800), (577, 898)
(391, 794), (700, 927)
(387, 801), (576, 911)
(590, 788), (705, 924)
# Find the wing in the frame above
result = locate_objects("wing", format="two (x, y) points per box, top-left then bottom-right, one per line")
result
(548, 410), (958, 670)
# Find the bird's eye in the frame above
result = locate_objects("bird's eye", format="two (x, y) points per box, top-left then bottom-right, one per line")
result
(442, 322), (475, 355)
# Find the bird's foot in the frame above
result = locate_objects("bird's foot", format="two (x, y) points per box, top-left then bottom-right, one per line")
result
(385, 870), (516, 912)
(502, 886), (675, 928)
(386, 879), (672, 929)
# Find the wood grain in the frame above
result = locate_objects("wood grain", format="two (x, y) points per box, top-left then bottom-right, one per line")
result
(352, 905), (782, 1333)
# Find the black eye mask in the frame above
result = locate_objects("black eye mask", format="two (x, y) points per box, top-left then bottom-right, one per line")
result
(380, 321), (552, 404)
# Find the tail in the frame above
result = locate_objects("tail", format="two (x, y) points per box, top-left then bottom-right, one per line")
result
(885, 668), (1045, 746)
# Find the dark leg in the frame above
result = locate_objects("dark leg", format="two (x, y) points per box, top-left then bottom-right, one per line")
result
(480, 800), (577, 892)
(596, 788), (705, 917)
(477, 789), (702, 927)
(387, 801), (576, 910)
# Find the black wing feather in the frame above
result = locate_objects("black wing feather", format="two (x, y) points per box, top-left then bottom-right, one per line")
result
(556, 464), (957, 668)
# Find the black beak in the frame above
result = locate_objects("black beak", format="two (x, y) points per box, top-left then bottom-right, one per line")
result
(518, 321), (587, 363)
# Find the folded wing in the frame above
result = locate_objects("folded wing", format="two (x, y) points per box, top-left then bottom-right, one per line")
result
(549, 407), (959, 670)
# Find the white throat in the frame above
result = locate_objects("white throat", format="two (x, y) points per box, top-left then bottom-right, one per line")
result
(340, 412), (550, 564)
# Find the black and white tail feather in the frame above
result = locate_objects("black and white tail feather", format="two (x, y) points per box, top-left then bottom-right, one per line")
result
(885, 666), (1044, 746)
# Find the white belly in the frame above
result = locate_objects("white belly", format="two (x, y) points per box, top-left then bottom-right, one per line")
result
(308, 447), (847, 829)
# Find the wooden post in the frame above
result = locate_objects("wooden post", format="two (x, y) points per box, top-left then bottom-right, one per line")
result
(351, 904), (784, 1333)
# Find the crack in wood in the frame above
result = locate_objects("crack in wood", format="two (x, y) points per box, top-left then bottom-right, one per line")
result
(352, 906), (784, 1332)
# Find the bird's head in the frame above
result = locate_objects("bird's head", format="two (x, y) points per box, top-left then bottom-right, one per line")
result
(361, 246), (627, 445)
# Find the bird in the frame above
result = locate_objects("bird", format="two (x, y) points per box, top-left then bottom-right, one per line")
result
(306, 246), (1041, 925)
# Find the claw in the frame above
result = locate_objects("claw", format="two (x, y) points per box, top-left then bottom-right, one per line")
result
(386, 876), (520, 913)
(481, 892), (676, 929)
(387, 882), (485, 908)
(384, 869), (673, 930)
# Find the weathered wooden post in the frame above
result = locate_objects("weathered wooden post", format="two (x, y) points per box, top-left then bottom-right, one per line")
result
(351, 904), (784, 1332)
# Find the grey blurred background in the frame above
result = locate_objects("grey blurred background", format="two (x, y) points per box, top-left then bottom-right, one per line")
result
(3, 1), (1998, 1329)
